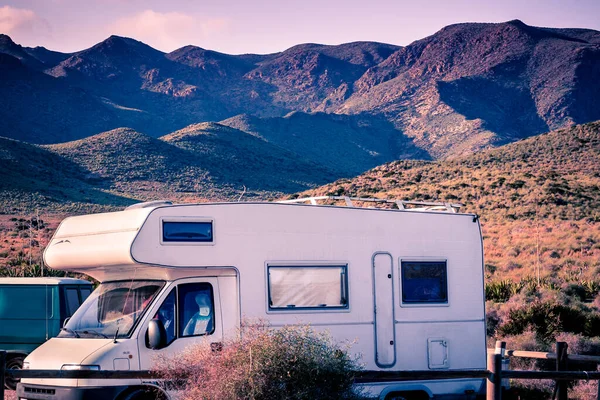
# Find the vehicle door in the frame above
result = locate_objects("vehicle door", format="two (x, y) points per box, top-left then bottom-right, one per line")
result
(137, 277), (223, 370)
(373, 252), (396, 368)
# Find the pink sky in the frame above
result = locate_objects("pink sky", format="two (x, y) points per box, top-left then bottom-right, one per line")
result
(1, 0), (599, 54)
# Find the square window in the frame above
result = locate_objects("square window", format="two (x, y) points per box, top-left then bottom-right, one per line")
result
(401, 261), (448, 304)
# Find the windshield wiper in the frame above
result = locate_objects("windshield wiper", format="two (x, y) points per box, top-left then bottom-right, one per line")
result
(81, 330), (109, 338)
(60, 327), (80, 338)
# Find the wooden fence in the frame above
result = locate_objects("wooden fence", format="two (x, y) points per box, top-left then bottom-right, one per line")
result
(2, 341), (600, 400)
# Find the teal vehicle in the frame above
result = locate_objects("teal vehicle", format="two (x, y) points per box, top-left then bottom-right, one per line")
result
(0, 277), (92, 390)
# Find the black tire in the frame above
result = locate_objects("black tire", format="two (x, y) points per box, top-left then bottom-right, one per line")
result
(4, 355), (24, 391)
(386, 392), (429, 400)
(120, 387), (167, 400)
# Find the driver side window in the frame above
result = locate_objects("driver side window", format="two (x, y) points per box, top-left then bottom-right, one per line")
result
(154, 289), (176, 345)
(150, 283), (215, 348)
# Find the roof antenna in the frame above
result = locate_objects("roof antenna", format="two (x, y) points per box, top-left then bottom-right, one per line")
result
(237, 185), (247, 202)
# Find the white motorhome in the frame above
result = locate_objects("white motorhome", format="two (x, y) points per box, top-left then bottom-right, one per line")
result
(17, 197), (486, 400)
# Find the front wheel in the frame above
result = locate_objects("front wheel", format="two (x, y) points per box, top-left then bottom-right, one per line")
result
(120, 387), (167, 400)
(4, 355), (24, 391)
(386, 392), (430, 400)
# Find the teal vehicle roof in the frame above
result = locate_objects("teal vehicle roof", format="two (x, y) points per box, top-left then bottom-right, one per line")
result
(0, 277), (91, 285)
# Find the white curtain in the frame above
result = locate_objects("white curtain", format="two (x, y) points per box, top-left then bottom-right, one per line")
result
(269, 267), (344, 308)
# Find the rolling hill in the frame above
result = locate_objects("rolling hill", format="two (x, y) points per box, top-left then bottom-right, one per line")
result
(0, 121), (349, 213)
(0, 135), (135, 213)
(220, 111), (429, 176)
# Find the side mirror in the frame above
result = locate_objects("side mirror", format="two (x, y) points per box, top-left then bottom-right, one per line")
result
(63, 317), (71, 328)
(146, 319), (167, 350)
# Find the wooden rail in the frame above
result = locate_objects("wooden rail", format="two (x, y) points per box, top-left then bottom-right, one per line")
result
(3, 344), (600, 400)
(486, 341), (600, 400)
(488, 349), (600, 363)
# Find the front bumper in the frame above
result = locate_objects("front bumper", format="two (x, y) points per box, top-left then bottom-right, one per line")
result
(16, 383), (128, 400)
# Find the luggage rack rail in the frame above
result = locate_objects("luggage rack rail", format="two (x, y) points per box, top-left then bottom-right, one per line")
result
(278, 196), (462, 213)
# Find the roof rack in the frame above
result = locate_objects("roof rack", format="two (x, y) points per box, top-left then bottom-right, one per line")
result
(277, 196), (462, 213)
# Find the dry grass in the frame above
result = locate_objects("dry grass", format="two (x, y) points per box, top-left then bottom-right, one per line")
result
(0, 215), (60, 271)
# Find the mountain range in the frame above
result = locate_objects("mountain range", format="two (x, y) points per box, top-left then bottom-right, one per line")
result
(1, 19), (599, 160)
(1, 20), (600, 213)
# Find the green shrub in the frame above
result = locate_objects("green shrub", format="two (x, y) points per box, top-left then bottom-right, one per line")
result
(154, 321), (365, 400)
(486, 280), (518, 302)
(497, 301), (600, 344)
(581, 280), (600, 300)
(562, 283), (589, 302)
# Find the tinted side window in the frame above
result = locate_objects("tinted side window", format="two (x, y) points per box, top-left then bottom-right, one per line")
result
(163, 221), (213, 243)
(80, 287), (92, 302)
(65, 287), (81, 316)
(401, 261), (448, 304)
(154, 289), (177, 345)
(179, 283), (214, 337)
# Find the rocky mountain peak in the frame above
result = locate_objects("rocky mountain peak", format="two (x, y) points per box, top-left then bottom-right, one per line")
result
(0, 34), (16, 46)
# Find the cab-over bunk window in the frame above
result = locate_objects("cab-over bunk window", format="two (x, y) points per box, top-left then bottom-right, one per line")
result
(162, 220), (213, 243)
(267, 265), (348, 310)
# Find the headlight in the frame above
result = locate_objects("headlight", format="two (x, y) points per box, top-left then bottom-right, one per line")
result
(22, 362), (30, 370)
(60, 364), (100, 371)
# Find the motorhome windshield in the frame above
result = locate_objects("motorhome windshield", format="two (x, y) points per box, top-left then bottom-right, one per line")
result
(58, 280), (164, 339)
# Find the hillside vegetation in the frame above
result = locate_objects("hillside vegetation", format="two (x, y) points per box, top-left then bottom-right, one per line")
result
(303, 121), (600, 223)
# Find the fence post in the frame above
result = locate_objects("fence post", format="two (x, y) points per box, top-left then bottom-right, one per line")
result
(556, 341), (568, 400)
(487, 341), (504, 400)
(1, 350), (6, 400)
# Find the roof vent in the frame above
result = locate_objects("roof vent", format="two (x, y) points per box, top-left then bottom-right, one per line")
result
(126, 200), (173, 210)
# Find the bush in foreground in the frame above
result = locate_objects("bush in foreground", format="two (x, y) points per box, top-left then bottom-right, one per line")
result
(154, 321), (364, 400)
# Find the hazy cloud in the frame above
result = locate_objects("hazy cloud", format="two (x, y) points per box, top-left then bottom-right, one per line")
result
(0, 5), (49, 37)
(110, 9), (229, 51)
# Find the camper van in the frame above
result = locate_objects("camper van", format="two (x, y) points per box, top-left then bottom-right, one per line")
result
(0, 277), (92, 390)
(18, 197), (487, 400)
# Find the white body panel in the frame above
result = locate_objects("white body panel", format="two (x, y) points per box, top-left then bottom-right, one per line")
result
(29, 202), (486, 399)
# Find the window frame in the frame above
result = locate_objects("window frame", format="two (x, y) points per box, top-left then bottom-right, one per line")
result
(400, 260), (449, 307)
(160, 217), (215, 246)
(266, 263), (350, 313)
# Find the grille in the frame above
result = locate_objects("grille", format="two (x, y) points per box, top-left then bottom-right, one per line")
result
(24, 386), (56, 395)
